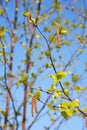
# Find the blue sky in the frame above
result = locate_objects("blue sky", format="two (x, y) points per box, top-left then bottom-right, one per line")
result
(0, 0), (87, 130)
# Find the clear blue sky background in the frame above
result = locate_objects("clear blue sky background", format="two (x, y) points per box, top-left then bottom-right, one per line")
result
(0, 0), (87, 130)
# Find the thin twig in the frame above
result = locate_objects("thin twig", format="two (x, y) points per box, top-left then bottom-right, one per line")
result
(34, 23), (87, 117)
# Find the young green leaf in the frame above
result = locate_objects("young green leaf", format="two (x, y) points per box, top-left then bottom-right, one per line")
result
(35, 90), (41, 100)
(22, 11), (30, 17)
(61, 108), (74, 118)
(18, 73), (28, 84)
(72, 74), (79, 82)
(74, 86), (85, 92)
(49, 71), (67, 84)
(63, 81), (70, 86)
(45, 50), (50, 57)
(47, 84), (56, 93)
(52, 89), (62, 99)
(59, 27), (68, 35)
(31, 73), (37, 78)
(82, 106), (87, 113)
(48, 102), (53, 111)
(0, 26), (8, 37)
(64, 88), (69, 96)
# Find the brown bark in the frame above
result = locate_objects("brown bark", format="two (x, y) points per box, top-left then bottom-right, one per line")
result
(22, 1), (41, 129)
(4, 31), (15, 130)
(22, 29), (34, 130)
(4, 79), (13, 130)
(4, 0), (18, 129)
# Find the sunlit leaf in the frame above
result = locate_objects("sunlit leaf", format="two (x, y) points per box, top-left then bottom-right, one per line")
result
(61, 108), (74, 118)
(17, 73), (28, 84)
(59, 27), (68, 35)
(71, 99), (80, 108)
(48, 102), (53, 111)
(28, 93), (33, 98)
(53, 89), (62, 99)
(22, 11), (30, 17)
(64, 88), (69, 96)
(49, 71), (67, 84)
(59, 99), (80, 108)
(82, 106), (87, 113)
(47, 84), (56, 93)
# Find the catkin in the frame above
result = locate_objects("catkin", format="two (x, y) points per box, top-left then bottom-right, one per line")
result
(85, 117), (87, 127)
(56, 29), (61, 48)
(27, 13), (31, 29)
(31, 96), (38, 117)
(35, 103), (38, 113)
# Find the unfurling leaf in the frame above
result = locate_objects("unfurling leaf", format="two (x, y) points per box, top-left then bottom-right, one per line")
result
(35, 90), (41, 100)
(47, 84), (56, 93)
(16, 73), (28, 86)
(31, 96), (38, 117)
(22, 11), (30, 17)
(59, 27), (68, 35)
(20, 73), (28, 83)
(56, 29), (61, 48)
